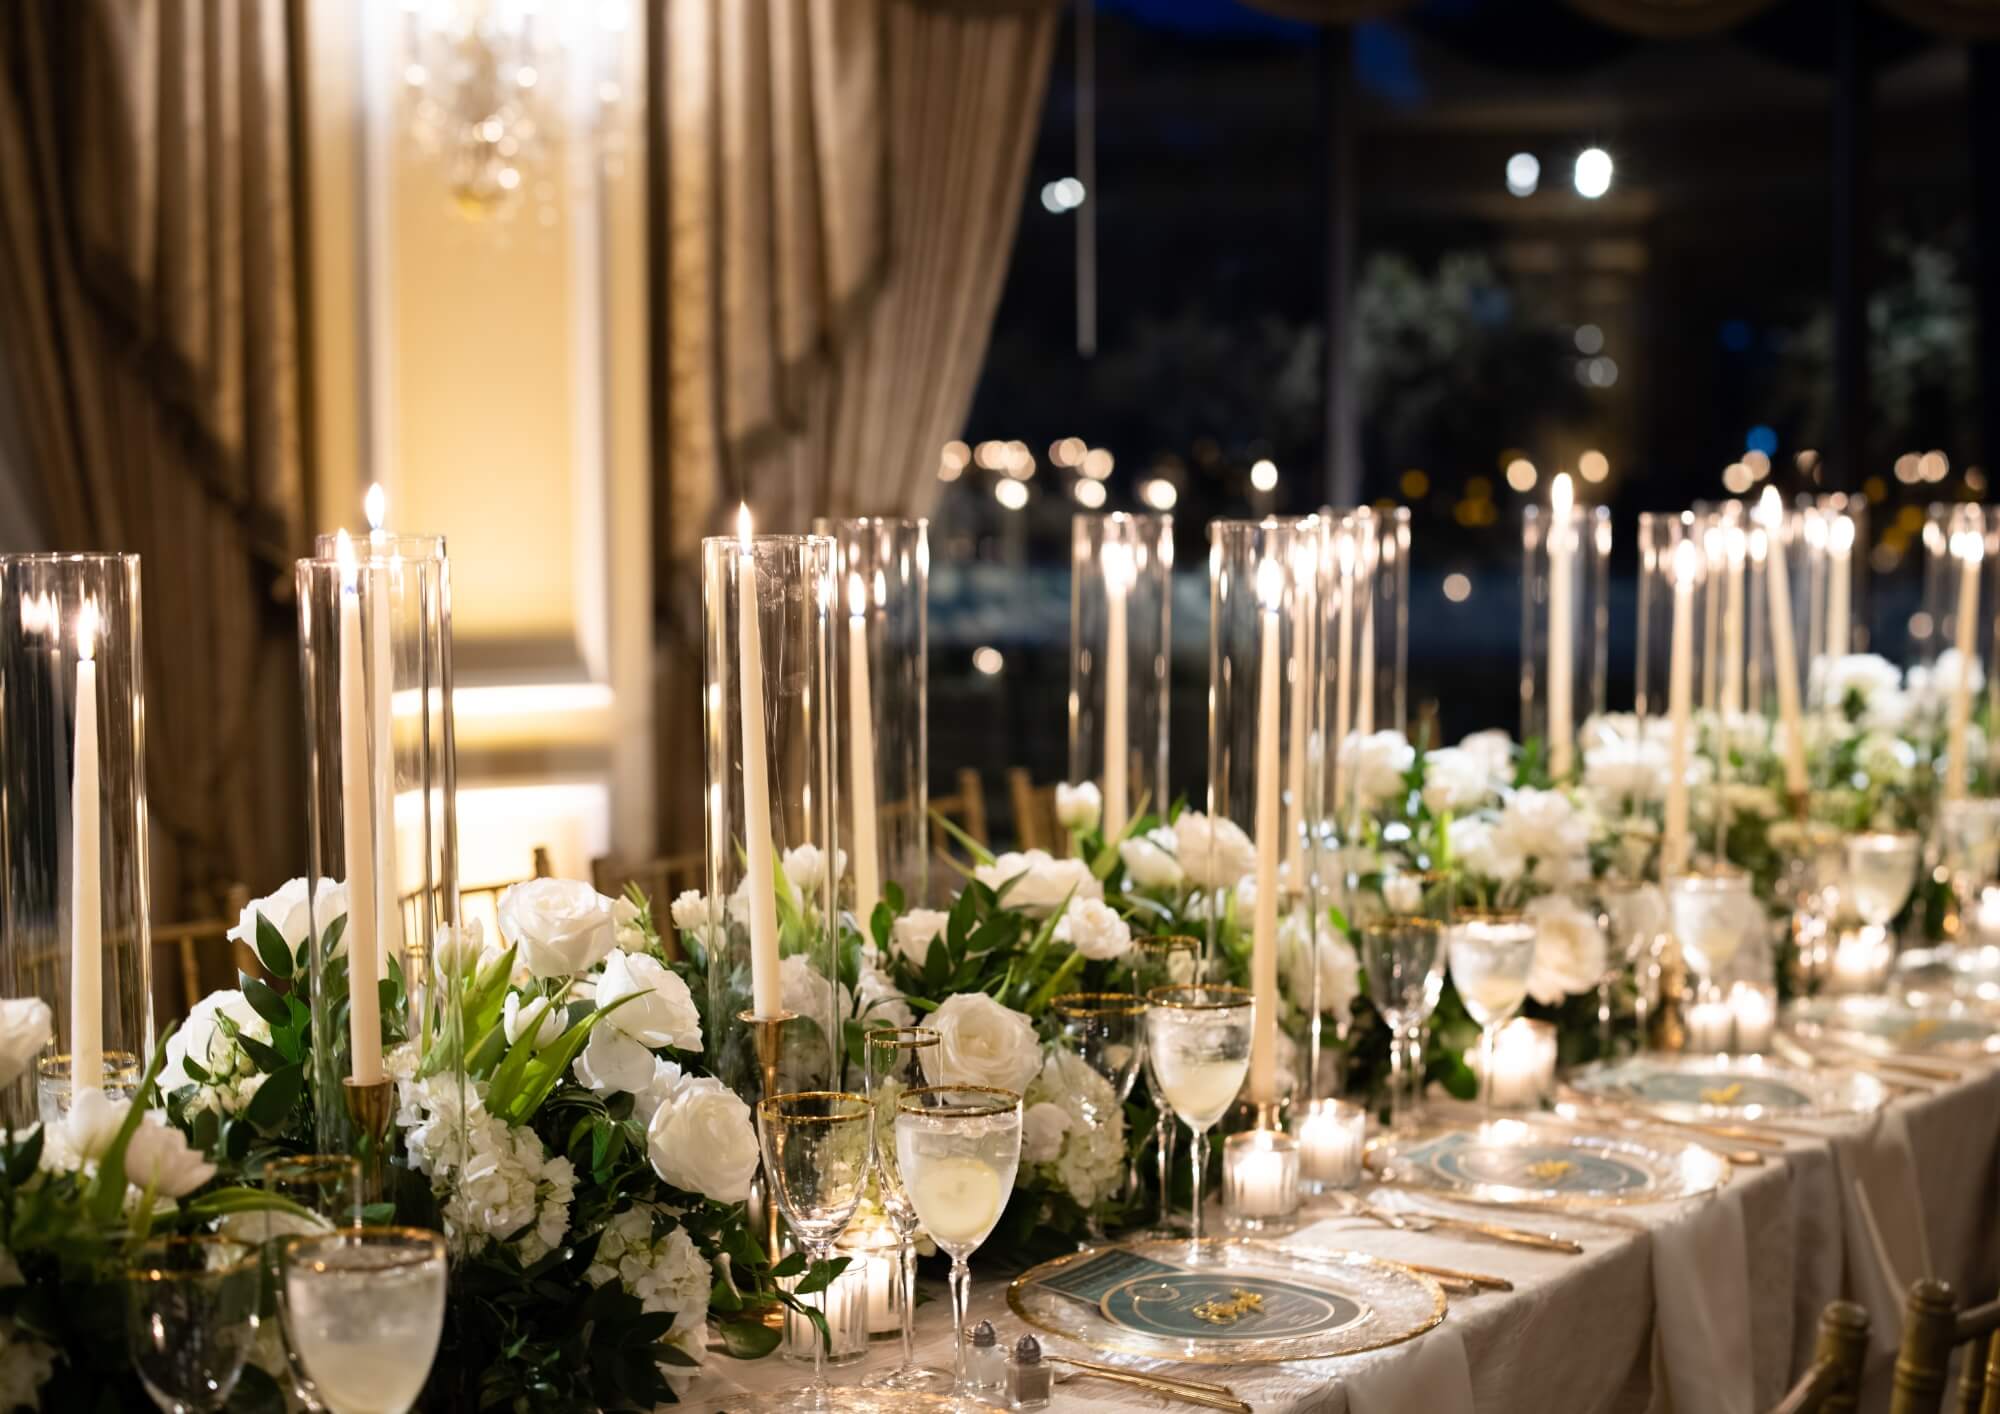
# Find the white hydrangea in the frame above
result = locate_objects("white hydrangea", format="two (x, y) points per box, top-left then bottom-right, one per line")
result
(1457, 729), (1516, 786)
(585, 1202), (712, 1393)
(396, 1071), (575, 1262)
(1582, 736), (1668, 806)
(854, 948), (915, 1028)
(1022, 1050), (1127, 1211)
(161, 988), (271, 1118)
(1483, 787), (1591, 887)
(669, 889), (720, 936)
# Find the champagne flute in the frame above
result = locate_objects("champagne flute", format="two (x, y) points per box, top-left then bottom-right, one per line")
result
(1446, 912), (1536, 1120)
(861, 1027), (951, 1394)
(1845, 831), (1921, 929)
(1142, 984), (1253, 1254)
(126, 1235), (262, 1413)
(1359, 917), (1445, 1133)
(281, 1227), (446, 1414)
(1129, 935), (1200, 1232)
(758, 1092), (874, 1411)
(894, 1085), (1023, 1394)
(256, 1153), (363, 1411)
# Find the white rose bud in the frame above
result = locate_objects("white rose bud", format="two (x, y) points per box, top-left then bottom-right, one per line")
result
(923, 993), (1042, 1095)
(502, 992), (567, 1052)
(497, 878), (624, 979)
(647, 1077), (760, 1203)
(596, 949), (703, 1052)
(1054, 781), (1103, 832)
(1119, 829), (1185, 891)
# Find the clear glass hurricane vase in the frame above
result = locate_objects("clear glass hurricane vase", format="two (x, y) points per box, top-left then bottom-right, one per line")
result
(1070, 512), (1174, 840)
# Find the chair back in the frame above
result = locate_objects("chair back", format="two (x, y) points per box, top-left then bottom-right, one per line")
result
(1006, 768), (1057, 852)
(153, 884), (253, 1019)
(1766, 1300), (1868, 1414)
(930, 767), (989, 867)
(1887, 1278), (2000, 1414)
(591, 852), (704, 959)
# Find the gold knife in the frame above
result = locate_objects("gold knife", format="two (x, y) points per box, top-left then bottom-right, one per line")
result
(1049, 1362), (1252, 1411)
(1049, 1356), (1238, 1397)
(1407, 1210), (1585, 1253)
(1405, 1260), (1514, 1292)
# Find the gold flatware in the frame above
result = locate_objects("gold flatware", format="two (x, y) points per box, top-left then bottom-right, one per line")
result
(1552, 1101), (1771, 1165)
(1383, 1186), (1650, 1233)
(1404, 1260), (1513, 1292)
(1048, 1356), (1237, 1397)
(1049, 1361), (1253, 1411)
(1796, 1037), (1962, 1085)
(1556, 1091), (1793, 1151)
(1332, 1190), (1583, 1254)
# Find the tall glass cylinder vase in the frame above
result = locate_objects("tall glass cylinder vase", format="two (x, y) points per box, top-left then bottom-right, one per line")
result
(700, 529), (842, 1102)
(1521, 480), (1611, 783)
(1070, 512), (1173, 841)
(1816, 493), (1867, 662)
(1208, 518), (1317, 1109)
(1744, 491), (1817, 810)
(0, 555), (150, 1128)
(814, 518), (928, 919)
(298, 534), (461, 1159)
(1923, 504), (1999, 804)
(1634, 515), (1717, 873)
(1351, 506), (1410, 739)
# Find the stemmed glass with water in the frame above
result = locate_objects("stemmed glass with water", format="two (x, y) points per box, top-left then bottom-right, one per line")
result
(861, 1026), (952, 1394)
(1844, 831), (1921, 933)
(1129, 935), (1201, 1232)
(1051, 991), (1148, 1234)
(1591, 878), (1668, 1055)
(893, 1085), (1023, 1395)
(280, 1227), (447, 1414)
(1360, 916), (1446, 1133)
(1143, 984), (1253, 1251)
(1446, 911), (1537, 1120)
(125, 1235), (263, 1413)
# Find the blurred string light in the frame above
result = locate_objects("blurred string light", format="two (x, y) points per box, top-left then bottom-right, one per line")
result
(1573, 147), (1613, 199)
(1919, 449), (1949, 482)
(1573, 324), (1604, 355)
(1505, 457), (1537, 493)
(994, 478), (1029, 510)
(974, 440), (1006, 470)
(1040, 176), (1086, 213)
(1400, 469), (1429, 499)
(938, 440), (970, 482)
(1743, 449), (1771, 479)
(1072, 478), (1107, 508)
(1140, 478), (1178, 511)
(1003, 440), (1036, 479)
(972, 646), (1004, 675)
(1050, 436), (1086, 467)
(1442, 572), (1471, 603)
(1505, 152), (1539, 197)
(1893, 452), (1920, 484)
(1080, 447), (1114, 479)
(1722, 462), (1753, 494)
(1578, 450), (1609, 483)
(1249, 459), (1279, 493)
(1745, 425), (1778, 457)
(1576, 356), (1618, 388)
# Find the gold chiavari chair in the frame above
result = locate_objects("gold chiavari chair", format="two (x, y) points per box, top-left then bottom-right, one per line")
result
(591, 851), (704, 960)
(1005, 767), (1057, 853)
(1887, 1277), (2000, 1414)
(153, 884), (254, 1019)
(1766, 1300), (1868, 1414)
(931, 767), (989, 865)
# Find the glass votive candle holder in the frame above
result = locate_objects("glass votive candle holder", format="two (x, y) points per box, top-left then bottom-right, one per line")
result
(37, 1051), (142, 1125)
(1222, 1128), (1300, 1232)
(782, 1240), (870, 1365)
(1685, 995), (1734, 1053)
(1827, 926), (1896, 995)
(1295, 1099), (1367, 1193)
(1728, 980), (1777, 1053)
(834, 1213), (903, 1337)
(1471, 1019), (1556, 1111)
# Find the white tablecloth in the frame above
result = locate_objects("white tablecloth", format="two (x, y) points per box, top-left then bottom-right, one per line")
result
(685, 1065), (2000, 1413)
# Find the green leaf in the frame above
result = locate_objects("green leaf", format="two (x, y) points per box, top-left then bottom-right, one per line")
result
(719, 1315), (783, 1360)
(930, 808), (996, 866)
(236, 1033), (288, 1074)
(241, 1063), (304, 1134)
(790, 1255), (851, 1297)
(254, 914), (294, 980)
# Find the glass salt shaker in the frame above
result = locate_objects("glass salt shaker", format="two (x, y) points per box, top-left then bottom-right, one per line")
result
(965, 1320), (1006, 1393)
(1009, 1334), (1052, 1410)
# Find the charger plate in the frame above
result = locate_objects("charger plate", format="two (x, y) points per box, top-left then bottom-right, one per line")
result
(1787, 994), (2000, 1059)
(1365, 1118), (1730, 1206)
(1566, 1053), (1887, 1122)
(1894, 945), (2000, 1008)
(1006, 1237), (1445, 1365)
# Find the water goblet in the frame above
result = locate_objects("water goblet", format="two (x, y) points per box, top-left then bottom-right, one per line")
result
(256, 1153), (363, 1411)
(280, 1227), (446, 1414)
(1938, 798), (2000, 933)
(1590, 878), (1668, 1055)
(1446, 911), (1537, 1120)
(1050, 991), (1148, 1239)
(861, 1027), (951, 1394)
(1142, 984), (1253, 1253)
(1844, 831), (1921, 930)
(1129, 934), (1201, 1231)
(126, 1235), (262, 1413)
(1359, 917), (1445, 1133)
(758, 1092), (874, 1411)
(893, 1085), (1023, 1394)
(1663, 869), (1759, 989)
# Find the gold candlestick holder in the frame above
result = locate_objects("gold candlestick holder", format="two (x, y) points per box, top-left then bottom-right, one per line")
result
(342, 1076), (396, 1206)
(738, 1009), (798, 1265)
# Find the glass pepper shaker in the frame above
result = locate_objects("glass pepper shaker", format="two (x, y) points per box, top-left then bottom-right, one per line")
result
(965, 1320), (1005, 1393)
(1009, 1333), (1052, 1410)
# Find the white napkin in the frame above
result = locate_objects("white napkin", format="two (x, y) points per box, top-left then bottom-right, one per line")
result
(1650, 1183), (1755, 1414)
(1345, 1323), (1476, 1414)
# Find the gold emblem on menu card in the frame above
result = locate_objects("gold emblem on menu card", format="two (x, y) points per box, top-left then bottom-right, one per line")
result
(1191, 1289), (1266, 1326)
(1903, 1019), (1939, 1045)
(1699, 1082), (1744, 1105)
(1525, 1159), (1575, 1182)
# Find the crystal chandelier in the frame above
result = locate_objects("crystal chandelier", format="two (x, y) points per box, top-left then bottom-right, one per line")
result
(397, 0), (625, 224)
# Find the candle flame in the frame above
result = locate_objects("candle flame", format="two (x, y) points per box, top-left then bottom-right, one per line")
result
(1953, 526), (1985, 564)
(1673, 537), (1700, 588)
(1754, 484), (1784, 529)
(1549, 471), (1573, 518)
(1828, 515), (1854, 554)
(736, 502), (754, 548)
(364, 482), (387, 534)
(76, 599), (98, 661)
(1102, 541), (1133, 594)
(1256, 557), (1284, 612)
(847, 571), (867, 617)
(335, 527), (359, 592)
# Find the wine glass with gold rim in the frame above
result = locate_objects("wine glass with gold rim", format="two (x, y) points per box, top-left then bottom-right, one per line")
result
(1445, 910), (1537, 1121)
(1128, 935), (1201, 1232)
(280, 1227), (446, 1414)
(1143, 984), (1253, 1256)
(125, 1235), (263, 1414)
(861, 1027), (952, 1394)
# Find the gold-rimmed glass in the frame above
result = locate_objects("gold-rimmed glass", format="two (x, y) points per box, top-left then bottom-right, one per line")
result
(1142, 984), (1252, 1251)
(1445, 910), (1537, 1120)
(1663, 868), (1758, 987)
(1844, 831), (1921, 930)
(1051, 991), (1148, 1240)
(1129, 935), (1200, 1231)
(1359, 917), (1445, 1133)
(1589, 878), (1667, 1056)
(860, 1028), (950, 1394)
(758, 1091), (873, 1410)
(280, 1227), (447, 1414)
(894, 1085), (1023, 1394)
(125, 1235), (262, 1413)
(1348, 861), (1454, 928)
(255, 1153), (362, 1410)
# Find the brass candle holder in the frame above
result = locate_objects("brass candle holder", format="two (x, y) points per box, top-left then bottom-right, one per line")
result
(342, 1076), (396, 1206)
(738, 1009), (797, 1265)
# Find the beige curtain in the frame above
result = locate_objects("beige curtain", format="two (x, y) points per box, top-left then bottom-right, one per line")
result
(0, 0), (308, 928)
(658, 0), (1061, 552)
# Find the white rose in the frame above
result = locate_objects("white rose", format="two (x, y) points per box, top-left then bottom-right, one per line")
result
(1341, 730), (1415, 808)
(1447, 815), (1516, 883)
(502, 992), (567, 1051)
(497, 879), (626, 979)
(669, 890), (719, 934)
(1119, 829), (1185, 890)
(1280, 918), (1361, 1025)
(162, 990), (268, 1092)
(1459, 729), (1516, 786)
(855, 962), (914, 1029)
(647, 1077), (760, 1203)
(630, 1057), (687, 1129)
(1813, 653), (1903, 715)
(1169, 813), (1257, 891)
(123, 1116), (217, 1198)
(780, 844), (845, 899)
(972, 850), (1101, 916)
(779, 953), (852, 1027)
(1021, 1101), (1072, 1163)
(890, 909), (951, 968)
(1583, 736), (1669, 805)
(1053, 898), (1133, 961)
(1420, 747), (1493, 814)
(1855, 731), (1916, 786)
(228, 877), (348, 958)
(923, 993), (1041, 1095)
(1054, 781), (1103, 832)
(1524, 894), (1607, 1005)
(574, 1022), (657, 1096)
(0, 997), (52, 1091)
(1488, 788), (1590, 885)
(597, 950), (702, 1051)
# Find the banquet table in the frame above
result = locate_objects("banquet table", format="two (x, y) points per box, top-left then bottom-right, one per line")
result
(686, 1065), (2000, 1414)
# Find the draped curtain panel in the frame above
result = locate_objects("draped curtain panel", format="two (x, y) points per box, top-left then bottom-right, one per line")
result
(1242, 0), (2000, 36)
(0, 0), (308, 930)
(657, 0), (1061, 552)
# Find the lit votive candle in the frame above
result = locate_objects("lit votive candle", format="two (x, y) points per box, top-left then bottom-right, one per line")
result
(1728, 981), (1777, 1053)
(1828, 926), (1895, 995)
(1296, 1099), (1367, 1193)
(783, 1242), (869, 1364)
(835, 1215), (902, 1336)
(1223, 1128), (1300, 1231)
(1477, 1018), (1556, 1111)
(1686, 996), (1734, 1053)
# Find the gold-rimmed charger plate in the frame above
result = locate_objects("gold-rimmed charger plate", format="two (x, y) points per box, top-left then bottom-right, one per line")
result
(1566, 1053), (1887, 1122)
(1364, 1117), (1730, 1206)
(1006, 1237), (1445, 1365)
(1788, 994), (2000, 1059)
